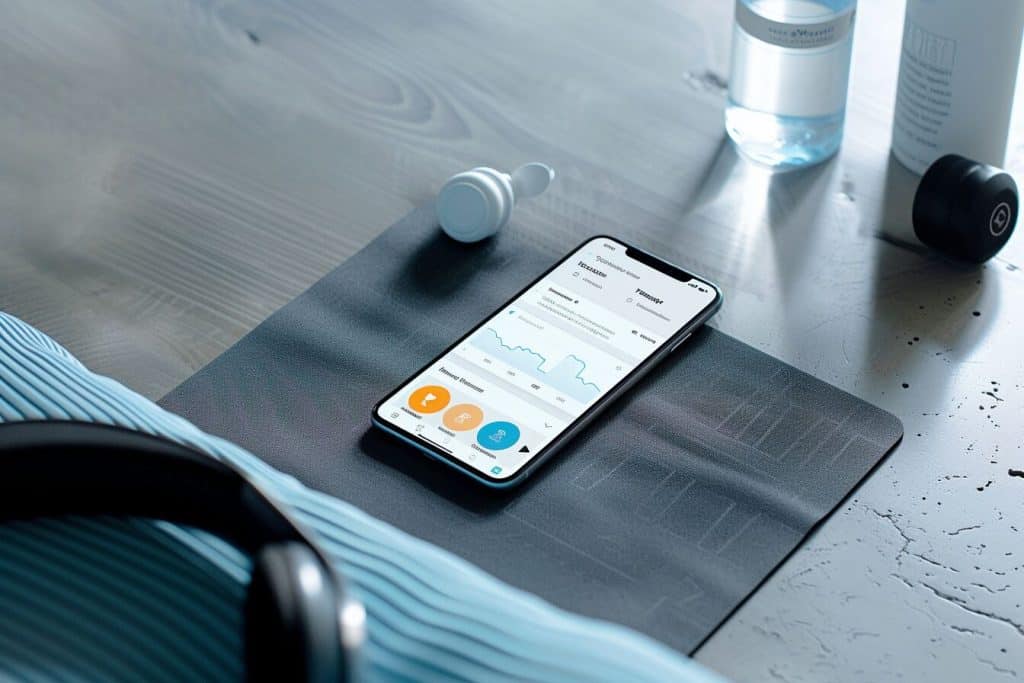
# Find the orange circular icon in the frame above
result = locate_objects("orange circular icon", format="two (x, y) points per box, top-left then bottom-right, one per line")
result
(442, 403), (484, 431)
(408, 385), (451, 414)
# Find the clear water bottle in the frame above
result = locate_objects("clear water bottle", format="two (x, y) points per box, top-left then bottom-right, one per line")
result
(726, 0), (857, 169)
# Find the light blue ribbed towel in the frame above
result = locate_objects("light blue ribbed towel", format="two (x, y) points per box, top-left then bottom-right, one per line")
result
(0, 311), (726, 683)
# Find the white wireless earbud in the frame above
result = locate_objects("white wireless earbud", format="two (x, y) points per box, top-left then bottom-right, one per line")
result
(437, 162), (555, 243)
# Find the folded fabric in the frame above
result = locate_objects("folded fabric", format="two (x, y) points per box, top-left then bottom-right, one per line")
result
(0, 312), (726, 683)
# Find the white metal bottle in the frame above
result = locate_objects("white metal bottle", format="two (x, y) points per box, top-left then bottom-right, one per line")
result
(891, 0), (1024, 175)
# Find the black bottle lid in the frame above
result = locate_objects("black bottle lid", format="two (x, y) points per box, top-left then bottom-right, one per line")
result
(912, 154), (1018, 263)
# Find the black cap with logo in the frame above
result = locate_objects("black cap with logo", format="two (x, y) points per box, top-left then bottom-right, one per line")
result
(913, 154), (1018, 263)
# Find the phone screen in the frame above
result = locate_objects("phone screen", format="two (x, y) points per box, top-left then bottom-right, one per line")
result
(374, 236), (719, 483)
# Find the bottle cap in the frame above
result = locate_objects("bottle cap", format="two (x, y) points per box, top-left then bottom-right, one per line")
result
(913, 154), (1018, 263)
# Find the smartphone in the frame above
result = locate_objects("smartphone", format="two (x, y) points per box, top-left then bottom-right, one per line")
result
(372, 235), (723, 488)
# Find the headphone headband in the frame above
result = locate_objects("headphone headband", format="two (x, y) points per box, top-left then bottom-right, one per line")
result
(0, 421), (313, 558)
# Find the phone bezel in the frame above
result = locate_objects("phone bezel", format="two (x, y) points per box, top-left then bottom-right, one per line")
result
(371, 234), (723, 488)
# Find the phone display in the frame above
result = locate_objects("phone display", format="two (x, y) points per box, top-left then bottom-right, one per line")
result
(373, 236), (721, 486)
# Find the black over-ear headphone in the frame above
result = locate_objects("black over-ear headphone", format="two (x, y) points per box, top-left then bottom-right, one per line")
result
(0, 421), (364, 683)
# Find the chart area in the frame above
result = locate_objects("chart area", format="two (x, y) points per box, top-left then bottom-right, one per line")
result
(462, 307), (628, 408)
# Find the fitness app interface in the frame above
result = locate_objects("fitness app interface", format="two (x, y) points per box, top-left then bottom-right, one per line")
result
(376, 237), (718, 480)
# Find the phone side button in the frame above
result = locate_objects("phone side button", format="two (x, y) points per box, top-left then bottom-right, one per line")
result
(669, 333), (692, 353)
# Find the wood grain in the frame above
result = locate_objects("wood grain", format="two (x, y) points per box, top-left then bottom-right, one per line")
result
(2, 1), (1023, 680)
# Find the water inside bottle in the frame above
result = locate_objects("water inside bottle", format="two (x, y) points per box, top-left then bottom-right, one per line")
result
(726, 0), (856, 169)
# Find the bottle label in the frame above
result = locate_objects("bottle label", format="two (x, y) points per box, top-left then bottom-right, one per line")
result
(892, 18), (956, 174)
(735, 1), (856, 49)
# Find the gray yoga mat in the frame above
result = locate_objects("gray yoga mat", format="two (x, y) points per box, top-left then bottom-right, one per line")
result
(161, 205), (903, 654)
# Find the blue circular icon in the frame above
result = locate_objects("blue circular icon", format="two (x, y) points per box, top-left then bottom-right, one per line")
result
(476, 421), (520, 450)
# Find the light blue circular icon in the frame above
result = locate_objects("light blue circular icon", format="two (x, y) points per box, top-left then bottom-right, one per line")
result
(476, 421), (520, 450)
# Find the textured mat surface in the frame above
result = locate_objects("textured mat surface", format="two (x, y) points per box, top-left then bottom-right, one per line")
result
(162, 205), (903, 654)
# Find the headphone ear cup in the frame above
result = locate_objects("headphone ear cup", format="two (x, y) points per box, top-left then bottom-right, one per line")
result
(244, 542), (342, 683)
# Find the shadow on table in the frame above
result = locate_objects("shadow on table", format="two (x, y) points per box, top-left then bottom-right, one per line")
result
(859, 154), (1001, 404)
(392, 216), (503, 302)
(672, 138), (842, 311)
(357, 427), (524, 513)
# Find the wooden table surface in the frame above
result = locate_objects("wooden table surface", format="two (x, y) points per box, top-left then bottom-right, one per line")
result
(2, 1), (1022, 680)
